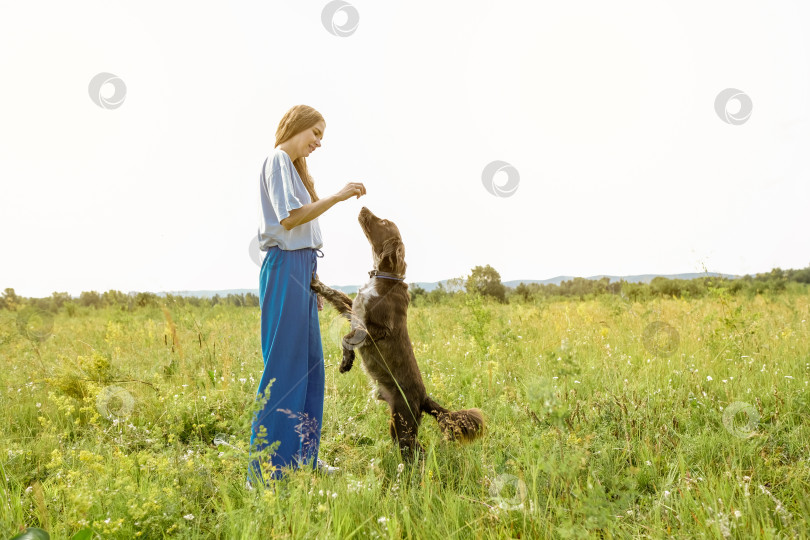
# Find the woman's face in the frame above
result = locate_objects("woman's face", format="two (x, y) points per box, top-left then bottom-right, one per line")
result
(297, 120), (325, 157)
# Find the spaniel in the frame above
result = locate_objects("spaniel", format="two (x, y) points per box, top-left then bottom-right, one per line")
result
(311, 207), (484, 458)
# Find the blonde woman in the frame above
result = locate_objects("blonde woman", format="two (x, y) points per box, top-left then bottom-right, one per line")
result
(248, 104), (366, 485)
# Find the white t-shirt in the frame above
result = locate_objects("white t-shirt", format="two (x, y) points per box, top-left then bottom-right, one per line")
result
(258, 148), (323, 251)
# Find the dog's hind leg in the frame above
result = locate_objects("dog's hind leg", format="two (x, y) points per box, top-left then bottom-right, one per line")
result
(389, 398), (424, 461)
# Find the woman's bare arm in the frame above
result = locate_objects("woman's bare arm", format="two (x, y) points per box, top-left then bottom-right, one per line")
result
(281, 195), (339, 231)
(281, 182), (366, 231)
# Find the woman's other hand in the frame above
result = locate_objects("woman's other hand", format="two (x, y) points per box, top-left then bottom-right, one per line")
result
(317, 294), (324, 311)
(335, 182), (366, 201)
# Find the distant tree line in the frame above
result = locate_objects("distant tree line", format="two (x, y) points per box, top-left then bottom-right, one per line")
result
(0, 287), (259, 314)
(2, 265), (808, 313)
(408, 264), (810, 305)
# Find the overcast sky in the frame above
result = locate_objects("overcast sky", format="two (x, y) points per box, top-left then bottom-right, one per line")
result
(2, 1), (809, 298)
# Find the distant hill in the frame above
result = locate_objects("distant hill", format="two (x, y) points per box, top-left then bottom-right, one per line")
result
(153, 272), (739, 298)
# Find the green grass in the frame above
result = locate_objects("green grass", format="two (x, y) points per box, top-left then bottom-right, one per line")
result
(1, 289), (809, 538)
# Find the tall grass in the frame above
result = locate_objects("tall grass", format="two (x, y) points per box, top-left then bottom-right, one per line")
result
(1, 290), (808, 538)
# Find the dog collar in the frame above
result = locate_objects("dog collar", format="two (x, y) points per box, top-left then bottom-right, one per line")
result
(368, 269), (406, 281)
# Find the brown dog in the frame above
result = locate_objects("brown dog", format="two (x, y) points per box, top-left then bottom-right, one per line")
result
(311, 207), (484, 458)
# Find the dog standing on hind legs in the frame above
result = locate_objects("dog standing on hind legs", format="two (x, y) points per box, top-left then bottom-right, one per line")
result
(311, 206), (485, 460)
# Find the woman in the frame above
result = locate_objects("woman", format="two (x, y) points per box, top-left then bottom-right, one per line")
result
(248, 104), (366, 485)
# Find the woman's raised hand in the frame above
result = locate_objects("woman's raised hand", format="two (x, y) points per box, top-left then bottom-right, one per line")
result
(336, 182), (366, 201)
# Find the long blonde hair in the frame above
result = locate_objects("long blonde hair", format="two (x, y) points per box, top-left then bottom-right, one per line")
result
(274, 105), (323, 202)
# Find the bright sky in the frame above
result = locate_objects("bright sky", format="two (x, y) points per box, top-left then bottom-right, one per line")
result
(2, 1), (809, 298)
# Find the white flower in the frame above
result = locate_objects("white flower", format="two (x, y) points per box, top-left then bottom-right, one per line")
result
(184, 514), (195, 520)
(397, 463), (405, 473)
(378, 516), (388, 523)
(707, 376), (713, 381)
(332, 492), (337, 499)
(36, 403), (41, 408)
(663, 490), (671, 497)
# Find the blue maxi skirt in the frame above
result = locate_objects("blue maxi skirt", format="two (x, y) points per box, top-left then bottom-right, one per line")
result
(248, 246), (325, 484)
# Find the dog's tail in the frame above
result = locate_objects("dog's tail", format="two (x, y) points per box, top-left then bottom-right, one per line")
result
(423, 396), (485, 443)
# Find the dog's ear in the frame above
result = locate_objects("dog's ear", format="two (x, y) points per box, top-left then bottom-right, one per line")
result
(381, 238), (406, 275)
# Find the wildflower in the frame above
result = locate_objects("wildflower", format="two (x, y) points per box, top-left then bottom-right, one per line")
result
(183, 514), (194, 520)
(397, 463), (405, 473)
(707, 376), (713, 381)
(331, 492), (337, 499)
(378, 516), (388, 524)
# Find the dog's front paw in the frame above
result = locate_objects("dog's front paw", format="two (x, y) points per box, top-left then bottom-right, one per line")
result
(339, 348), (355, 373)
(343, 328), (367, 349)
(310, 276), (325, 294)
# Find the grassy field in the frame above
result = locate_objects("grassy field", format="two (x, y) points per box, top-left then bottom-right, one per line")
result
(1, 288), (809, 539)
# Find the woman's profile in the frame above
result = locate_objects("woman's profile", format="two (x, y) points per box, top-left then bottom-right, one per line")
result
(248, 104), (366, 486)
